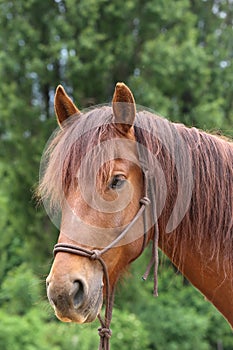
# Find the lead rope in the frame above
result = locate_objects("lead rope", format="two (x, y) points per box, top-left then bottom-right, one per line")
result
(136, 131), (160, 297)
(142, 224), (159, 297)
(142, 179), (159, 297)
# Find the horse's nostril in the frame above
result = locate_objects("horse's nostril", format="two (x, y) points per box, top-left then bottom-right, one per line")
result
(72, 280), (84, 309)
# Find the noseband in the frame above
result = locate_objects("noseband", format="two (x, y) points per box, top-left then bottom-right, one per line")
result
(53, 173), (159, 350)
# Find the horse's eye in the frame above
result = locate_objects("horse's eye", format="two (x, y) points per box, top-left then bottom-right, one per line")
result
(109, 175), (126, 190)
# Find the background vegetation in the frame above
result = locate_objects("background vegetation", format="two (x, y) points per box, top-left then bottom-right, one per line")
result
(0, 0), (232, 349)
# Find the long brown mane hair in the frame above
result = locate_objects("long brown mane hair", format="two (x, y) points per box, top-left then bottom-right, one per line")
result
(39, 106), (233, 275)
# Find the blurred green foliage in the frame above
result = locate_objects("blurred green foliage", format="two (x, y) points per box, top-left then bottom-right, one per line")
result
(0, 0), (232, 349)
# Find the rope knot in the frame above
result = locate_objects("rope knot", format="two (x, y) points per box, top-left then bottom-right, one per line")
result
(140, 196), (151, 206)
(90, 249), (101, 260)
(98, 327), (112, 339)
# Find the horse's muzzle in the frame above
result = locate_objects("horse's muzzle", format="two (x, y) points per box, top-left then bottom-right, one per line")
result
(46, 274), (103, 323)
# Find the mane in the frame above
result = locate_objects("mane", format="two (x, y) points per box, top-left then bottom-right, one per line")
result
(40, 107), (113, 205)
(39, 106), (233, 274)
(134, 112), (233, 275)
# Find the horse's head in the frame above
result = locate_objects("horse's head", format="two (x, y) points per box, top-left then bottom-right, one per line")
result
(44, 83), (151, 323)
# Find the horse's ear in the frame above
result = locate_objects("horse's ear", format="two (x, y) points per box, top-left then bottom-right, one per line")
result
(54, 85), (80, 127)
(112, 82), (136, 133)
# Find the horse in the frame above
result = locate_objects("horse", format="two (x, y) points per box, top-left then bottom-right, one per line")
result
(39, 82), (233, 349)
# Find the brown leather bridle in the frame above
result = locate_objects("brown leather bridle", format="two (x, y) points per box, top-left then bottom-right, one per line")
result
(53, 172), (159, 350)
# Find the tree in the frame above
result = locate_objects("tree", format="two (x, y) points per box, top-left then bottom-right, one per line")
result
(0, 0), (232, 349)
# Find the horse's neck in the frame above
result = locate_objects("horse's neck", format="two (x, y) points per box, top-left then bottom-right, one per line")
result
(159, 234), (233, 327)
(156, 129), (233, 327)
